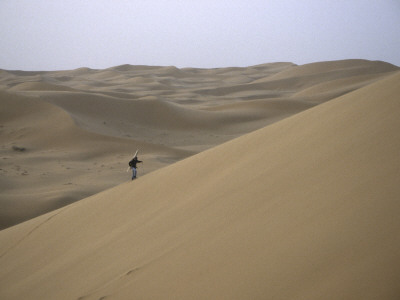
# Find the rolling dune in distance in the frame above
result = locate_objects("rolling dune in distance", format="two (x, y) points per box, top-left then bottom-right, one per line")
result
(1, 59), (398, 229)
(0, 66), (399, 299)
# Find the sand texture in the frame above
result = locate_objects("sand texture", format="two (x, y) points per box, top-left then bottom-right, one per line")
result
(0, 59), (398, 229)
(0, 60), (400, 299)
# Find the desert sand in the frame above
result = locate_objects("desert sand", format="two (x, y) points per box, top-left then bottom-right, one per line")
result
(0, 59), (397, 229)
(0, 59), (400, 299)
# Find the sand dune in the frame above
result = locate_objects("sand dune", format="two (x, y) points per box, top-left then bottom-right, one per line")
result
(0, 91), (140, 228)
(8, 81), (77, 92)
(263, 59), (397, 81)
(0, 59), (398, 230)
(291, 72), (393, 99)
(0, 69), (399, 299)
(0, 91), (192, 228)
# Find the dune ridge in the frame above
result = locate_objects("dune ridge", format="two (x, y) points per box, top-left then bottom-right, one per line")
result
(0, 59), (398, 229)
(0, 67), (399, 299)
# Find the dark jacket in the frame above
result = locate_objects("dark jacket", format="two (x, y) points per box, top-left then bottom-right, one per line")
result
(129, 157), (142, 168)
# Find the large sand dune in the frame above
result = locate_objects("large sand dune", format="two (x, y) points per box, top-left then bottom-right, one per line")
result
(0, 61), (399, 299)
(1, 59), (398, 229)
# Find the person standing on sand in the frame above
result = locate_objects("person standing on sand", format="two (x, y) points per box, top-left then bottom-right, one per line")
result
(129, 156), (142, 180)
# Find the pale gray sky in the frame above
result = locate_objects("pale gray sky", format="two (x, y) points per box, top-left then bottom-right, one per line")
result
(0, 0), (399, 70)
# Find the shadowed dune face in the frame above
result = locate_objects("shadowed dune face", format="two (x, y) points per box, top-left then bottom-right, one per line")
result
(0, 71), (399, 300)
(0, 59), (398, 230)
(0, 92), (138, 228)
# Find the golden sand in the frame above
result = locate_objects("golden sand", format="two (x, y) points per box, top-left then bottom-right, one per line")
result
(0, 60), (399, 299)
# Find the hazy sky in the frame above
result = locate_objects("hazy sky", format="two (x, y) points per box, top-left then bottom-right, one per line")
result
(1, 0), (399, 70)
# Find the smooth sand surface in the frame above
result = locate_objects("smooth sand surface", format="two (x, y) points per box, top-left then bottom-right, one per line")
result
(0, 60), (400, 299)
(1, 59), (397, 229)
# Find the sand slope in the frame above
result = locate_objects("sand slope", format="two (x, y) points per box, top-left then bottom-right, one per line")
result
(1, 60), (398, 229)
(0, 70), (399, 299)
(0, 91), (190, 229)
(0, 91), (142, 228)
